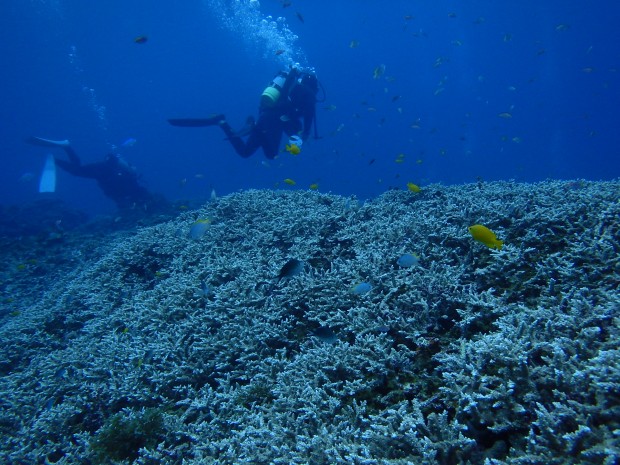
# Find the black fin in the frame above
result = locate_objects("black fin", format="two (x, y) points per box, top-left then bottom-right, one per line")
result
(168, 115), (224, 127)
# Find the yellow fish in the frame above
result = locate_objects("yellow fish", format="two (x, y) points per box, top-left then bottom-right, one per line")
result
(498, 112), (513, 119)
(407, 182), (421, 193)
(309, 183), (319, 190)
(283, 178), (296, 186)
(285, 144), (301, 155)
(468, 224), (503, 250)
(189, 218), (211, 240)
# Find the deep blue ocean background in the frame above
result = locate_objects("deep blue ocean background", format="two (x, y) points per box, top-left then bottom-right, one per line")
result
(2, 0), (619, 215)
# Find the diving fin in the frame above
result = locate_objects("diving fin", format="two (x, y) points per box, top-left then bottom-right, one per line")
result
(26, 136), (70, 148)
(39, 153), (56, 193)
(168, 115), (225, 127)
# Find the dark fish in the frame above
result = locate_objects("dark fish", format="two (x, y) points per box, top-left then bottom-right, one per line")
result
(277, 259), (305, 281)
(296, 12), (304, 23)
(313, 326), (338, 343)
(134, 35), (148, 44)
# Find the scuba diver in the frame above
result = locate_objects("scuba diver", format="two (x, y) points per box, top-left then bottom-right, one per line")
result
(26, 136), (159, 211)
(168, 67), (320, 159)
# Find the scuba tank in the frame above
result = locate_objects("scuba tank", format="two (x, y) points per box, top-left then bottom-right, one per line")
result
(260, 71), (288, 108)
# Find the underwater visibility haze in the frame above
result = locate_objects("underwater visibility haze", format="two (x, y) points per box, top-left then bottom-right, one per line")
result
(0, 1), (619, 464)
(1, 0), (619, 212)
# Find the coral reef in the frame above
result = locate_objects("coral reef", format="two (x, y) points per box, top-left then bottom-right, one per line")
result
(0, 180), (618, 464)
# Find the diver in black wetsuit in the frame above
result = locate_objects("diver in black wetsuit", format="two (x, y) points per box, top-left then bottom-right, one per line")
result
(169, 67), (320, 159)
(26, 137), (158, 211)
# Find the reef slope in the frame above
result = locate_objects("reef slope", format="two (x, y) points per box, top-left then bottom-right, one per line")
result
(0, 180), (618, 464)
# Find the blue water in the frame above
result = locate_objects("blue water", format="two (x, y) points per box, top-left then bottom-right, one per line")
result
(2, 0), (619, 214)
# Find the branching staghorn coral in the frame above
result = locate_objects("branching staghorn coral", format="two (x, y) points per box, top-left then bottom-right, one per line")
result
(0, 180), (617, 464)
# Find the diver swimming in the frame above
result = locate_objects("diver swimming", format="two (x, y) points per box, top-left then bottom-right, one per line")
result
(169, 67), (321, 159)
(26, 136), (162, 211)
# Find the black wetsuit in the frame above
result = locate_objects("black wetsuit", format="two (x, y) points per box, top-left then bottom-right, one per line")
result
(220, 69), (318, 159)
(54, 147), (154, 210)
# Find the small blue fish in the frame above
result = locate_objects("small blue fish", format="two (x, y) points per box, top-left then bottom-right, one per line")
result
(195, 280), (212, 297)
(397, 253), (420, 268)
(351, 282), (372, 295)
(121, 137), (137, 147)
(19, 172), (35, 183)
